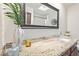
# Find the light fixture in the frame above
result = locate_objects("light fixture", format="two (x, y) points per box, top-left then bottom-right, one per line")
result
(38, 5), (49, 11)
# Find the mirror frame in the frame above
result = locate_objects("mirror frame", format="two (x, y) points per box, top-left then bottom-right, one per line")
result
(21, 3), (59, 29)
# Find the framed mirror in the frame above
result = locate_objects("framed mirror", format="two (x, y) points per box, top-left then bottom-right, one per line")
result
(21, 3), (59, 29)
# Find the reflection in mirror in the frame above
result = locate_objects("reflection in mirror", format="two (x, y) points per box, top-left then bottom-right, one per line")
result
(23, 3), (59, 28)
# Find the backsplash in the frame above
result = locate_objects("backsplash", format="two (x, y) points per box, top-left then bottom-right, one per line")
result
(22, 29), (60, 40)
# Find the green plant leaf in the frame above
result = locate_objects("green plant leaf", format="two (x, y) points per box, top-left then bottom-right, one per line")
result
(4, 3), (23, 26)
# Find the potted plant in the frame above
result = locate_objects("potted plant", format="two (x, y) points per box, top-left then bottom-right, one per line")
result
(4, 3), (23, 26)
(4, 3), (24, 53)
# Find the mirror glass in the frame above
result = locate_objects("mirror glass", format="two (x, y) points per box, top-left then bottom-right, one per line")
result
(23, 3), (59, 28)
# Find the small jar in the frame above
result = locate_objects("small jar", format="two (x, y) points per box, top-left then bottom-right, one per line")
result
(23, 40), (31, 47)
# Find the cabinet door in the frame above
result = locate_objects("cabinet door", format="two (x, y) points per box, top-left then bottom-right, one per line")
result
(71, 47), (78, 56)
(71, 43), (76, 52)
(62, 43), (77, 56)
(70, 43), (77, 56)
(62, 49), (70, 56)
(71, 49), (77, 56)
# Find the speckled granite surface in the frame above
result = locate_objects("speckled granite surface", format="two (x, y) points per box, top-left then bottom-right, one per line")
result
(19, 38), (78, 56)
(0, 49), (2, 55)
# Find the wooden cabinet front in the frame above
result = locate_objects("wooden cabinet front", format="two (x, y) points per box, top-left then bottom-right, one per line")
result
(62, 43), (77, 56)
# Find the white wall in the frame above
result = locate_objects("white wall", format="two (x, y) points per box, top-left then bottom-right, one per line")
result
(23, 3), (67, 39)
(67, 4), (79, 39)
(1, 4), (17, 46)
(0, 4), (3, 48)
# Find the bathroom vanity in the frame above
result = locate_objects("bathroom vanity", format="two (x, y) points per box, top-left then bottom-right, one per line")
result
(19, 37), (78, 56)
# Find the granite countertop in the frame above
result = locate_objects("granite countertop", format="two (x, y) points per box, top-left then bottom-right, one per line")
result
(0, 48), (2, 55)
(19, 38), (78, 56)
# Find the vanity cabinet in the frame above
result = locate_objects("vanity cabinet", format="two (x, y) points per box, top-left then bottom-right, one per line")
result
(62, 43), (77, 56)
(62, 49), (70, 56)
